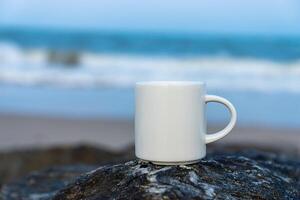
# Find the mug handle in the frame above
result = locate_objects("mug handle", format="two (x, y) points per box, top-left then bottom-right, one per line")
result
(205, 95), (237, 144)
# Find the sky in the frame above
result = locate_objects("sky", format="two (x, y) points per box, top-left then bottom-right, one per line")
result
(0, 0), (299, 35)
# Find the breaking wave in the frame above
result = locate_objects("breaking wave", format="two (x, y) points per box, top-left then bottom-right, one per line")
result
(1, 42), (300, 93)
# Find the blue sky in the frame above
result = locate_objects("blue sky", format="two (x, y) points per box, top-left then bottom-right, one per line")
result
(0, 0), (299, 35)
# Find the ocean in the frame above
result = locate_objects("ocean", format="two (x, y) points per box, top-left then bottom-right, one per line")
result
(0, 29), (300, 127)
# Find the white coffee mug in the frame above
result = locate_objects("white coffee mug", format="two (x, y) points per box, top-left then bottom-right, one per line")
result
(135, 81), (237, 165)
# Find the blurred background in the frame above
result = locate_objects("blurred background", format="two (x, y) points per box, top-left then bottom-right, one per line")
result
(0, 0), (299, 153)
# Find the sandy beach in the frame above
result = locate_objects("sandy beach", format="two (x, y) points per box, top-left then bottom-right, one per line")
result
(0, 113), (299, 154)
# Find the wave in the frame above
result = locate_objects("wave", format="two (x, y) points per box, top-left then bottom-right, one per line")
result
(1, 42), (300, 93)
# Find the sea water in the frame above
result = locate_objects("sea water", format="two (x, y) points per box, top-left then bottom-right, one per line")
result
(0, 29), (299, 127)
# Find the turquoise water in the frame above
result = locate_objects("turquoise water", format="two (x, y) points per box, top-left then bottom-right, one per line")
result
(0, 29), (300, 92)
(0, 29), (300, 127)
(1, 29), (300, 61)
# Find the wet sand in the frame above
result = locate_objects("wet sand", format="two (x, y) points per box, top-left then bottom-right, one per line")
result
(0, 113), (299, 154)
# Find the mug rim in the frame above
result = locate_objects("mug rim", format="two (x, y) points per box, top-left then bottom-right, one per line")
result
(136, 81), (204, 86)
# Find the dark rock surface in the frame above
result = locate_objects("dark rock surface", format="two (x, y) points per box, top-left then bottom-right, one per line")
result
(2, 150), (299, 200)
(1, 165), (94, 200)
(0, 145), (134, 187)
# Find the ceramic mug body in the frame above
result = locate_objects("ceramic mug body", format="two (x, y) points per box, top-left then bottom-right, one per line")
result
(135, 81), (237, 165)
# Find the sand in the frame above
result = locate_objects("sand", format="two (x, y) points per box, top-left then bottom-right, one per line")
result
(0, 113), (299, 154)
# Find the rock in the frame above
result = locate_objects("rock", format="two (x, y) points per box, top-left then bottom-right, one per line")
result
(0, 143), (297, 188)
(2, 150), (299, 200)
(1, 165), (94, 200)
(0, 145), (134, 187)
(48, 50), (79, 66)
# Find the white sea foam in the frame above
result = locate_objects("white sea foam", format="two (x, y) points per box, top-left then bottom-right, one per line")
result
(1, 42), (300, 93)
